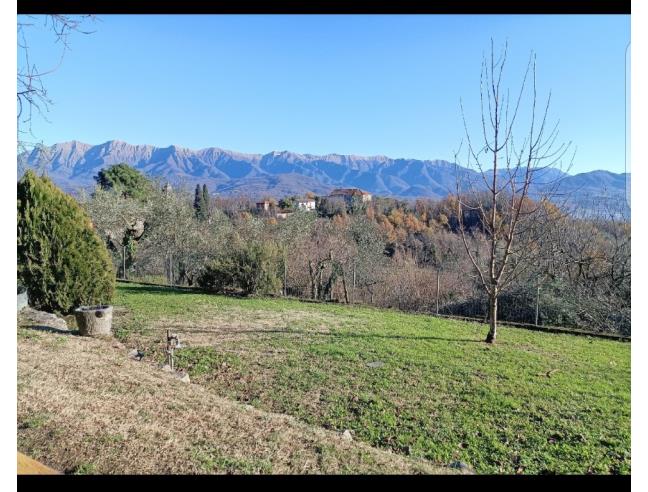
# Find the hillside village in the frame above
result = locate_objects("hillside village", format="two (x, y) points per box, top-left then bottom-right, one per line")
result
(256, 188), (372, 219)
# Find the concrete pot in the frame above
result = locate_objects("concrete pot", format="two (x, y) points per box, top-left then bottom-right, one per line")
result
(17, 285), (28, 312)
(75, 305), (113, 337)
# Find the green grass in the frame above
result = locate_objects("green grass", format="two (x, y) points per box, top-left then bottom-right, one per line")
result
(114, 283), (631, 474)
(72, 462), (97, 475)
(19, 413), (49, 430)
(173, 347), (242, 377)
(18, 327), (41, 340)
(191, 444), (273, 474)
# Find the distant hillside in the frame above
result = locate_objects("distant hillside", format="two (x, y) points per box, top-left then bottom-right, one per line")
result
(18, 140), (629, 210)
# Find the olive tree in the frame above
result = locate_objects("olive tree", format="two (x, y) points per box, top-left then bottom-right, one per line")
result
(142, 186), (205, 285)
(347, 215), (387, 304)
(81, 187), (148, 279)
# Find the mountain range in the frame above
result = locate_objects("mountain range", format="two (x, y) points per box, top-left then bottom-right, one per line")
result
(18, 140), (630, 210)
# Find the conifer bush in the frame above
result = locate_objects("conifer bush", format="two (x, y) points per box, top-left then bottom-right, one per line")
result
(17, 171), (115, 314)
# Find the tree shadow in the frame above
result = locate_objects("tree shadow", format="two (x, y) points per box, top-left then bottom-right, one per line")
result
(182, 327), (483, 344)
(117, 283), (206, 296)
(329, 331), (484, 344)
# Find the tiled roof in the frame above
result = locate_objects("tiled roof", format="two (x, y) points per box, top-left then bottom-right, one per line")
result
(329, 188), (370, 196)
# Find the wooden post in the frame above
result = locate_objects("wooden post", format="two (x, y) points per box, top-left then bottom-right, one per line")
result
(435, 268), (440, 315)
(166, 329), (171, 367)
(329, 250), (333, 302)
(122, 244), (127, 280)
(535, 285), (541, 326)
(352, 263), (356, 304)
(283, 255), (287, 297)
(166, 329), (176, 370)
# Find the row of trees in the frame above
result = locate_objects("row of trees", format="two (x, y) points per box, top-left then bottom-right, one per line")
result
(80, 161), (630, 336)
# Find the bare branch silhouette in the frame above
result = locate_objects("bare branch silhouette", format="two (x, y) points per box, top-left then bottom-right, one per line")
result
(17, 15), (97, 155)
(453, 40), (573, 343)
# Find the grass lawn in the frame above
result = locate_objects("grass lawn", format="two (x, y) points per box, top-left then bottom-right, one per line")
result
(18, 325), (446, 475)
(113, 283), (630, 474)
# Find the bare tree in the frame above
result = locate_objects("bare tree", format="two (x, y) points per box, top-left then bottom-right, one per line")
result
(17, 15), (96, 153)
(455, 40), (573, 343)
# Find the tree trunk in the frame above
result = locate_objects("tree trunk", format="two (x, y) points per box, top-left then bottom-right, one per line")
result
(485, 293), (498, 343)
(535, 284), (541, 326)
(328, 251), (334, 302)
(283, 256), (288, 297)
(75, 305), (113, 337)
(121, 244), (126, 280)
(435, 268), (440, 315)
(308, 260), (316, 299)
(341, 268), (350, 304)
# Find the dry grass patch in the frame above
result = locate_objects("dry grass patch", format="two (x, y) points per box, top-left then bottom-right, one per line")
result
(17, 328), (456, 475)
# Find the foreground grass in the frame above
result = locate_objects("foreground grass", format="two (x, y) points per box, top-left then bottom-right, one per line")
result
(18, 325), (446, 474)
(111, 283), (630, 474)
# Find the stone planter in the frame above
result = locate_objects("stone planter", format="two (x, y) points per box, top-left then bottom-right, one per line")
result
(74, 305), (113, 337)
(17, 284), (28, 312)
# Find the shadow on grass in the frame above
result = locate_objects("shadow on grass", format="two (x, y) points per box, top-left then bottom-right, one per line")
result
(272, 330), (483, 344)
(172, 327), (483, 344)
(117, 282), (340, 302)
(117, 283), (207, 296)
(117, 282), (256, 299)
(21, 325), (79, 336)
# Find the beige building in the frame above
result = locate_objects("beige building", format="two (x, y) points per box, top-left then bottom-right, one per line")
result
(296, 198), (316, 211)
(328, 188), (372, 204)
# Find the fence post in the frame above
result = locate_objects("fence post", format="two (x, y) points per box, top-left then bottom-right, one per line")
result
(535, 285), (541, 326)
(168, 254), (174, 286)
(283, 256), (287, 297)
(435, 268), (440, 315)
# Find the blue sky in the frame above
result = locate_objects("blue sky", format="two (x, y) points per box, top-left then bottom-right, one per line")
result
(18, 14), (630, 174)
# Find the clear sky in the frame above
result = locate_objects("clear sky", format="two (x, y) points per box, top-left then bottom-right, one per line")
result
(18, 14), (630, 174)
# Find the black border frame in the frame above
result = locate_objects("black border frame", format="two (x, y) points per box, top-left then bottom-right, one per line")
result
(18, 0), (631, 15)
(15, 1), (631, 489)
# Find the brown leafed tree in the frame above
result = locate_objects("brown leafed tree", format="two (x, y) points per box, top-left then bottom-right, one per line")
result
(455, 40), (573, 343)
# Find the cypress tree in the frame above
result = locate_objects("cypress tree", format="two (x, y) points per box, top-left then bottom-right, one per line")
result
(202, 184), (210, 219)
(17, 171), (115, 314)
(193, 184), (202, 219)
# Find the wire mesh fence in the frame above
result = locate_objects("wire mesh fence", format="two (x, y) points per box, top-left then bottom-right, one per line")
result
(116, 278), (630, 341)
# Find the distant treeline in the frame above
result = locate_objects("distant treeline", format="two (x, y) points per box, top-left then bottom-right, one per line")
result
(81, 164), (630, 335)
